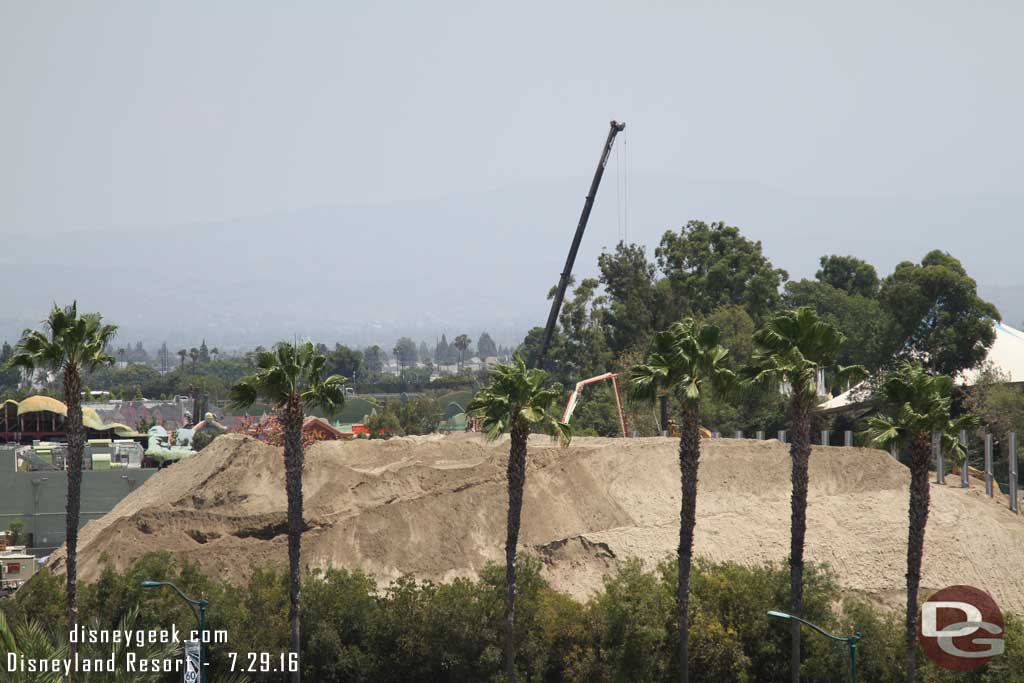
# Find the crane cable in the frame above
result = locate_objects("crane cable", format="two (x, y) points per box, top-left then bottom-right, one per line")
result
(613, 127), (630, 245)
(618, 126), (626, 244)
(615, 139), (622, 243)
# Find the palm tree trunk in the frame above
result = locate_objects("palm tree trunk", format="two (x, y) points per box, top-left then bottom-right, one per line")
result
(905, 433), (932, 682)
(788, 389), (812, 683)
(676, 402), (702, 683)
(63, 363), (83, 673)
(283, 396), (305, 683)
(504, 418), (529, 683)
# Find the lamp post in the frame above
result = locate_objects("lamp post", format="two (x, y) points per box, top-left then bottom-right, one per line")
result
(142, 581), (208, 683)
(767, 610), (861, 683)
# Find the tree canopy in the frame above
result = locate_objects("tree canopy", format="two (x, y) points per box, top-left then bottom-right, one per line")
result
(815, 255), (879, 297)
(879, 250), (999, 377)
(655, 221), (788, 323)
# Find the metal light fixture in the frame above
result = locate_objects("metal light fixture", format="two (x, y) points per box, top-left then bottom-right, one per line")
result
(767, 610), (862, 683)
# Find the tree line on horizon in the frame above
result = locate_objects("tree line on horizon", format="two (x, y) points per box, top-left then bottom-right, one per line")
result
(0, 332), (513, 407)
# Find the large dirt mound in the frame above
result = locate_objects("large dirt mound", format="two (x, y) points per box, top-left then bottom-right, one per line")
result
(51, 433), (1024, 612)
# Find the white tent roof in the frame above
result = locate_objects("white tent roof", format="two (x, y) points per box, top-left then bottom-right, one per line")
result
(819, 322), (1024, 412)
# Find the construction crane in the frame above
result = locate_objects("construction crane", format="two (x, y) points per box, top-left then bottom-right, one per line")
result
(533, 120), (626, 370)
(561, 372), (629, 437)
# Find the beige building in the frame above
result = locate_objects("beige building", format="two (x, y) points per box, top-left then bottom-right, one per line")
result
(0, 546), (36, 589)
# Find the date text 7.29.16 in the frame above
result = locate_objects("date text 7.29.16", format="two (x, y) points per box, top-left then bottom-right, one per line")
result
(228, 652), (299, 673)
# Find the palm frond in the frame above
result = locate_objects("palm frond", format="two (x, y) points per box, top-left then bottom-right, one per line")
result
(747, 307), (851, 402)
(468, 355), (571, 444)
(630, 318), (734, 406)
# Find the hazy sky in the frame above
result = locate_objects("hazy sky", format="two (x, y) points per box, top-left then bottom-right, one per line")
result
(3, 1), (1022, 236)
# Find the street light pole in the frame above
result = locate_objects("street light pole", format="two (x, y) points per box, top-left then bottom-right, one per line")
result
(767, 610), (862, 683)
(142, 581), (209, 683)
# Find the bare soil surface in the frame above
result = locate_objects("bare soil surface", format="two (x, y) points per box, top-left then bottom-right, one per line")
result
(49, 433), (1024, 612)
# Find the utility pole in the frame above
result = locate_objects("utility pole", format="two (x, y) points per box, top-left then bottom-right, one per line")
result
(533, 120), (625, 370)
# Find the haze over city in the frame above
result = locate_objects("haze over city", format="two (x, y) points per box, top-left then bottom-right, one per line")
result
(3, 1), (1022, 348)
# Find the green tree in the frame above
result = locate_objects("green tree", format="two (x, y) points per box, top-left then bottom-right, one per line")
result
(199, 339), (210, 363)
(0, 342), (23, 395)
(435, 334), (450, 365)
(553, 277), (612, 384)
(745, 307), (865, 683)
(879, 250), (1000, 376)
(325, 344), (363, 382)
(393, 337), (418, 372)
(698, 305), (790, 436)
(177, 348), (187, 371)
(7, 302), (117, 665)
(863, 363), (980, 682)
(630, 319), (736, 683)
(815, 254), (880, 297)
(477, 332), (498, 359)
(363, 345), (384, 375)
(189, 347), (200, 375)
(598, 241), (662, 355)
(467, 357), (570, 682)
(453, 334), (472, 371)
(782, 279), (893, 371)
(365, 407), (402, 437)
(230, 342), (346, 683)
(963, 363), (1024, 440)
(655, 221), (788, 322)
(5, 519), (25, 546)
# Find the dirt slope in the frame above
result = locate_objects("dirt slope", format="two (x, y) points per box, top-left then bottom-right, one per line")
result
(50, 433), (1024, 612)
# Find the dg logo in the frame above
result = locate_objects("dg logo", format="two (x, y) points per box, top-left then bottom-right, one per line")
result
(918, 585), (1005, 671)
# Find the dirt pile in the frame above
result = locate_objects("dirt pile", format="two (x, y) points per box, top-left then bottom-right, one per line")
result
(51, 433), (1024, 612)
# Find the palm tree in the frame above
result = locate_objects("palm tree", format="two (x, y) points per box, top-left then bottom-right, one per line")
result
(454, 334), (471, 372)
(863, 362), (979, 682)
(630, 319), (735, 683)
(189, 347), (200, 375)
(467, 356), (570, 682)
(745, 307), (865, 683)
(177, 348), (187, 371)
(6, 302), (117, 666)
(211, 347), (220, 363)
(230, 342), (346, 683)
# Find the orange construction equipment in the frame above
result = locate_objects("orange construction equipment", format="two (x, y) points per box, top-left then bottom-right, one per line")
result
(664, 420), (714, 439)
(561, 372), (629, 437)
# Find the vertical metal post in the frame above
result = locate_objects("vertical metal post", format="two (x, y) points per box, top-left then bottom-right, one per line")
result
(844, 430), (853, 447)
(659, 395), (669, 437)
(756, 430), (765, 440)
(778, 430), (787, 443)
(849, 637), (858, 683)
(734, 430), (743, 439)
(984, 433), (993, 497)
(821, 430), (830, 446)
(199, 601), (207, 683)
(1010, 432), (1019, 514)
(933, 430), (945, 485)
(959, 430), (969, 489)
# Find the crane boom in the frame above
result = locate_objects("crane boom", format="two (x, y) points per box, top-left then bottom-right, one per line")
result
(534, 120), (625, 370)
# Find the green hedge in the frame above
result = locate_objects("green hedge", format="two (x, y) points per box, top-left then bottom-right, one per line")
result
(3, 554), (1021, 682)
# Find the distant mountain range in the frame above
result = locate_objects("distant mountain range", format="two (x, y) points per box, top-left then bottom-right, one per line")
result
(2, 176), (1020, 349)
